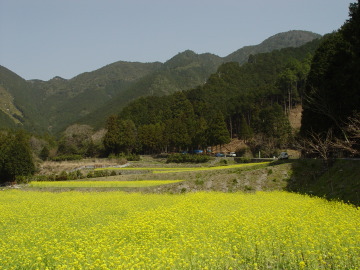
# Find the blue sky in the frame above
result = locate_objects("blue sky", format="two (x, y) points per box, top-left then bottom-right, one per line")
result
(0, 0), (353, 81)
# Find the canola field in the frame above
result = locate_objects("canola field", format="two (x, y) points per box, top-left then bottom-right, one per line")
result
(29, 180), (183, 188)
(95, 162), (270, 174)
(0, 190), (359, 270)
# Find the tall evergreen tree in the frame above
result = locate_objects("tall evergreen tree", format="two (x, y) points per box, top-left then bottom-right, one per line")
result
(206, 111), (231, 147)
(238, 115), (253, 142)
(301, 1), (360, 139)
(164, 117), (191, 151)
(103, 115), (122, 155)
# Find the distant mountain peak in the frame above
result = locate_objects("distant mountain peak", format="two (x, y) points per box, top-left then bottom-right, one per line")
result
(51, 76), (67, 81)
(225, 30), (321, 63)
(260, 30), (321, 47)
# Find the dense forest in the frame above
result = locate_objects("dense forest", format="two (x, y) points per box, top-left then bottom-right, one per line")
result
(301, 1), (360, 158)
(103, 39), (320, 157)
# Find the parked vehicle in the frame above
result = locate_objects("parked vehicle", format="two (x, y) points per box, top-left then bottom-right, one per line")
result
(227, 152), (236, 157)
(215, 152), (225, 157)
(278, 152), (289, 160)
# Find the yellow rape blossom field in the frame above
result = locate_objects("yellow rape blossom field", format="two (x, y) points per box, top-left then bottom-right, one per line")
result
(0, 190), (359, 270)
(95, 162), (270, 174)
(29, 180), (183, 188)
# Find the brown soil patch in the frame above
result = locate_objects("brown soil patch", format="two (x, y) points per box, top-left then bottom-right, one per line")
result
(288, 105), (302, 130)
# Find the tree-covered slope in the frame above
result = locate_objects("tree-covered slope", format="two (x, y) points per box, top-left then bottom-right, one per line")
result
(0, 30), (321, 133)
(78, 31), (320, 128)
(0, 65), (46, 132)
(107, 38), (322, 156)
(225, 30), (321, 64)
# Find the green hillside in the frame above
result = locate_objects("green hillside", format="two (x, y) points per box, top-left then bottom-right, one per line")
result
(0, 30), (321, 133)
(106, 37), (322, 156)
(225, 30), (321, 63)
(79, 31), (320, 128)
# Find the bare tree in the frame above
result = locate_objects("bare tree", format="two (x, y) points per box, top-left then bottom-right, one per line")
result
(331, 113), (360, 156)
(297, 113), (360, 159)
(297, 129), (333, 161)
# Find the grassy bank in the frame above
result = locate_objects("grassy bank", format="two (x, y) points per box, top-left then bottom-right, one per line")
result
(287, 159), (360, 206)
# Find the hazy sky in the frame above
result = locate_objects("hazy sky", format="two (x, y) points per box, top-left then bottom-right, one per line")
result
(0, 0), (353, 81)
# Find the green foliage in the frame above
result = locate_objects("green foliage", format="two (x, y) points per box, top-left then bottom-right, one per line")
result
(39, 146), (50, 161)
(238, 115), (253, 141)
(114, 153), (141, 162)
(107, 36), (322, 155)
(302, 2), (360, 139)
(103, 116), (137, 155)
(206, 111), (231, 146)
(56, 124), (102, 158)
(137, 123), (165, 154)
(166, 154), (210, 163)
(0, 130), (35, 183)
(234, 157), (252, 163)
(288, 159), (360, 206)
(257, 104), (292, 144)
(225, 30), (321, 63)
(218, 159), (228, 166)
(27, 170), (85, 182)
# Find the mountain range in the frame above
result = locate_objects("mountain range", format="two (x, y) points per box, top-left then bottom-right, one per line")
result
(0, 30), (321, 134)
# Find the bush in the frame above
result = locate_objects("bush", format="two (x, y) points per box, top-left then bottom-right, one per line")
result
(56, 171), (68, 181)
(219, 159), (228, 166)
(166, 154), (210, 163)
(234, 157), (252, 163)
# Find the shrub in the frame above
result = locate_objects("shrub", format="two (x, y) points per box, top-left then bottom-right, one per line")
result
(56, 171), (68, 181)
(219, 159), (228, 166)
(166, 154), (210, 163)
(234, 157), (251, 163)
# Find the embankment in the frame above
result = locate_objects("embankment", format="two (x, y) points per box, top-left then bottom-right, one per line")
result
(287, 159), (360, 206)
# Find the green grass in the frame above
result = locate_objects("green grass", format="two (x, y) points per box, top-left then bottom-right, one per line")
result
(288, 159), (360, 206)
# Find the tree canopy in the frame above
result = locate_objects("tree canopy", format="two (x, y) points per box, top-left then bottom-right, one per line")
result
(301, 1), (360, 138)
(0, 131), (35, 183)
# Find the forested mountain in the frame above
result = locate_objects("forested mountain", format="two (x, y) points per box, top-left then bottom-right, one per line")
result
(78, 50), (223, 128)
(225, 30), (320, 63)
(103, 38), (322, 156)
(0, 30), (320, 133)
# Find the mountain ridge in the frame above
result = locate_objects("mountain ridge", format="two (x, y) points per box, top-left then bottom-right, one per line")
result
(0, 30), (321, 133)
